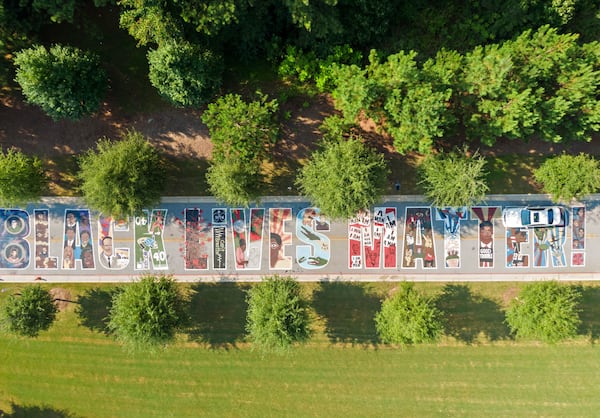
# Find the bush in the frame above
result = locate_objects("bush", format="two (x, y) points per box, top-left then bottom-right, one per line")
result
(147, 40), (223, 108)
(419, 146), (488, 207)
(108, 274), (187, 350)
(0, 147), (48, 206)
(13, 44), (107, 120)
(246, 275), (311, 352)
(78, 130), (165, 217)
(3, 285), (58, 337)
(375, 282), (443, 345)
(505, 281), (581, 343)
(534, 153), (600, 203)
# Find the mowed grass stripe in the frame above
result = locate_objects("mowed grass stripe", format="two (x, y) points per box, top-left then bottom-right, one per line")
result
(2, 339), (600, 417)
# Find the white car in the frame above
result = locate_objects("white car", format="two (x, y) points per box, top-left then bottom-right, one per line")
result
(502, 206), (569, 228)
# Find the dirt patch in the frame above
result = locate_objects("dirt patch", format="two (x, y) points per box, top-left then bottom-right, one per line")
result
(501, 287), (519, 306)
(49, 288), (72, 311)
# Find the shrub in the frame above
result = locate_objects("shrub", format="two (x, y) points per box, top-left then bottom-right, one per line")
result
(0, 147), (47, 206)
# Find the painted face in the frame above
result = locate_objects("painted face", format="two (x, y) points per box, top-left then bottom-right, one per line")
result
(480, 225), (493, 244)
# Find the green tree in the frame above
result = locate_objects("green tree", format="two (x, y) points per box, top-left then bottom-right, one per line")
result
(0, 147), (47, 206)
(419, 147), (488, 207)
(13, 44), (107, 120)
(296, 132), (389, 220)
(2, 285), (58, 337)
(534, 153), (600, 203)
(505, 281), (581, 343)
(375, 282), (443, 345)
(205, 156), (264, 207)
(202, 93), (279, 163)
(147, 40), (223, 108)
(246, 275), (311, 352)
(78, 130), (165, 217)
(108, 274), (187, 350)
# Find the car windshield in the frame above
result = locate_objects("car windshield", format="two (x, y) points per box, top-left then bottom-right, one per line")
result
(547, 210), (553, 224)
(521, 211), (531, 225)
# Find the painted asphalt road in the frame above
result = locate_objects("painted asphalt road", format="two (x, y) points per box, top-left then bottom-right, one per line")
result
(0, 194), (598, 283)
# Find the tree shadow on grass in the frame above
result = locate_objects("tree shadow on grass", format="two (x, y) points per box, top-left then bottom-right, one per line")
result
(187, 283), (248, 348)
(436, 284), (510, 344)
(577, 285), (600, 341)
(4, 402), (82, 418)
(75, 287), (116, 335)
(312, 282), (382, 345)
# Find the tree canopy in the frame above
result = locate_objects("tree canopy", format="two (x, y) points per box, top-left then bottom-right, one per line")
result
(418, 147), (488, 208)
(505, 281), (581, 343)
(13, 44), (107, 120)
(78, 130), (165, 217)
(375, 282), (443, 345)
(245, 275), (311, 352)
(534, 153), (600, 203)
(0, 147), (47, 206)
(2, 285), (58, 337)
(108, 274), (187, 350)
(296, 122), (389, 220)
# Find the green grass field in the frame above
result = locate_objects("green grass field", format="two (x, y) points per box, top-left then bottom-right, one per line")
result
(1, 281), (600, 417)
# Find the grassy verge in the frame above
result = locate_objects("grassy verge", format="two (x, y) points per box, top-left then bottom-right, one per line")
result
(1, 281), (599, 417)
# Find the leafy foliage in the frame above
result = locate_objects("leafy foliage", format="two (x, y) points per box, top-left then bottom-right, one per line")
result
(13, 44), (107, 120)
(147, 40), (223, 108)
(419, 147), (488, 207)
(375, 282), (443, 345)
(202, 93), (279, 163)
(0, 147), (47, 206)
(296, 133), (389, 220)
(78, 130), (165, 217)
(205, 156), (264, 207)
(534, 153), (600, 203)
(505, 281), (581, 343)
(245, 275), (311, 352)
(108, 275), (187, 350)
(2, 285), (58, 337)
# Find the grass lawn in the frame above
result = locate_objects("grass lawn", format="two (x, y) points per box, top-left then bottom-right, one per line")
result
(1, 281), (599, 417)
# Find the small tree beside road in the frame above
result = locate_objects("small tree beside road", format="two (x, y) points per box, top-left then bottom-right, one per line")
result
(505, 281), (581, 343)
(78, 130), (165, 217)
(534, 153), (600, 203)
(2, 285), (58, 337)
(0, 147), (47, 206)
(419, 146), (488, 207)
(108, 274), (187, 350)
(246, 275), (311, 352)
(375, 282), (443, 345)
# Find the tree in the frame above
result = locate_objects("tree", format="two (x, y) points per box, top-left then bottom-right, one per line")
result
(505, 281), (581, 343)
(108, 274), (187, 350)
(201, 93), (279, 163)
(418, 147), (488, 207)
(2, 285), (58, 337)
(296, 131), (389, 220)
(0, 147), (48, 206)
(78, 130), (165, 217)
(147, 40), (223, 108)
(375, 282), (443, 345)
(205, 156), (264, 207)
(13, 44), (107, 120)
(534, 153), (600, 203)
(246, 275), (311, 352)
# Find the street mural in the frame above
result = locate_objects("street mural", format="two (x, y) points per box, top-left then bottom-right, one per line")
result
(349, 208), (397, 269)
(0, 203), (590, 275)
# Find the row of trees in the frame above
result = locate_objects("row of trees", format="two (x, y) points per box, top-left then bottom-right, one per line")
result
(0, 277), (585, 350)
